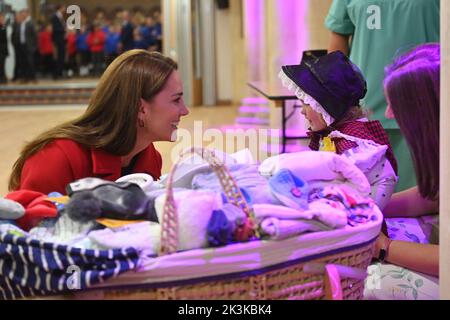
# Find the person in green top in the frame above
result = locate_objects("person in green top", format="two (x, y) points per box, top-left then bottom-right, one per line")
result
(325, 0), (440, 192)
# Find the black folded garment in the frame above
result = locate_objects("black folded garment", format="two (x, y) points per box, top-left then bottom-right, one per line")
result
(66, 178), (159, 223)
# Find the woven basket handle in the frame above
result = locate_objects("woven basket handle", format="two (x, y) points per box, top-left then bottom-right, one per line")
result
(159, 147), (259, 256)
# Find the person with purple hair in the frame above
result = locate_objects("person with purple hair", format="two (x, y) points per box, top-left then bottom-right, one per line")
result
(326, 0), (440, 195)
(365, 43), (439, 300)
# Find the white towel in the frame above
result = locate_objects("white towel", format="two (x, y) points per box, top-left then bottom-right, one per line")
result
(88, 221), (161, 253)
(306, 200), (348, 228)
(253, 204), (314, 221)
(154, 189), (223, 251)
(258, 151), (371, 196)
(253, 202), (347, 229)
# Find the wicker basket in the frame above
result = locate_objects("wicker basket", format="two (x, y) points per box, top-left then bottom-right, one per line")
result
(67, 147), (378, 300)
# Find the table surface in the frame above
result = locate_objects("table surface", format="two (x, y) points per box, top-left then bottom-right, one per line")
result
(247, 81), (299, 101)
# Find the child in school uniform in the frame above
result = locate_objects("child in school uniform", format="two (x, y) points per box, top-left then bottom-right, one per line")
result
(279, 50), (398, 209)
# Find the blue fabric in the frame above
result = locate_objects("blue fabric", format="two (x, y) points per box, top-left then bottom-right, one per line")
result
(192, 164), (280, 205)
(207, 210), (234, 247)
(268, 169), (309, 210)
(0, 233), (139, 299)
(221, 187), (252, 205)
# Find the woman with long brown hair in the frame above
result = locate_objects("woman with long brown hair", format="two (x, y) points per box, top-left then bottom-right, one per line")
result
(366, 43), (440, 300)
(9, 49), (189, 195)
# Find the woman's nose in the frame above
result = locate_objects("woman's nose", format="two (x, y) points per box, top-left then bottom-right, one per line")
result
(180, 103), (189, 116)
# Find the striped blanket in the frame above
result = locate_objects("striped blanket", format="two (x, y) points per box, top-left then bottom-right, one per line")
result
(0, 233), (139, 300)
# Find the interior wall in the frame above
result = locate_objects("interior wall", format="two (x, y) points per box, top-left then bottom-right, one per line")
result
(307, 0), (333, 50)
(227, 0), (333, 104)
(214, 6), (232, 103)
(229, 1), (249, 104)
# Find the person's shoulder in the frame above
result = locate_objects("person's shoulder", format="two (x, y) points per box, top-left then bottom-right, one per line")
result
(143, 143), (161, 158)
(144, 143), (162, 166)
(51, 139), (90, 157)
(337, 119), (366, 132)
(340, 119), (389, 142)
(23, 139), (81, 175)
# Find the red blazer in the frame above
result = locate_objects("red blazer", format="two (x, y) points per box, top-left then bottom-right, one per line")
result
(19, 139), (162, 195)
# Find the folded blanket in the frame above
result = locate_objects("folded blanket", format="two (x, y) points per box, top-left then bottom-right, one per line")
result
(88, 221), (161, 254)
(192, 164), (279, 205)
(28, 213), (97, 246)
(258, 151), (371, 196)
(260, 218), (330, 240)
(253, 203), (347, 229)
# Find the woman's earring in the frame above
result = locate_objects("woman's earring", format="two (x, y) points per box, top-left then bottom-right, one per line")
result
(138, 118), (145, 128)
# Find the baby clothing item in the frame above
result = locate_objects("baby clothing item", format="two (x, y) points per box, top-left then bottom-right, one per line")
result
(5, 190), (58, 231)
(221, 203), (247, 226)
(28, 213), (98, 246)
(328, 130), (398, 210)
(308, 185), (377, 227)
(0, 198), (25, 220)
(207, 210), (234, 246)
(260, 218), (329, 240)
(0, 223), (28, 238)
(364, 262), (439, 300)
(207, 202), (258, 246)
(67, 177), (158, 222)
(116, 173), (161, 193)
(192, 164), (279, 205)
(384, 215), (439, 245)
(65, 191), (103, 222)
(47, 192), (67, 211)
(268, 169), (309, 210)
(161, 148), (238, 189)
(253, 204), (315, 221)
(259, 151), (371, 197)
(88, 221), (161, 254)
(252, 203), (347, 229)
(154, 189), (223, 251)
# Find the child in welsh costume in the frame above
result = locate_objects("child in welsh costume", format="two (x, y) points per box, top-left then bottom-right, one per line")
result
(279, 51), (398, 209)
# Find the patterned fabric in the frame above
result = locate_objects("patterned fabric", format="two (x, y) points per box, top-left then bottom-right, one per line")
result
(364, 262), (439, 300)
(308, 120), (398, 174)
(308, 186), (376, 227)
(364, 215), (439, 300)
(0, 233), (139, 300)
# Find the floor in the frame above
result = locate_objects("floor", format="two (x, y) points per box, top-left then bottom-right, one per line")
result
(0, 104), (240, 196)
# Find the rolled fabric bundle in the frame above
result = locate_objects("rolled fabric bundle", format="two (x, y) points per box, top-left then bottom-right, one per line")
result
(260, 217), (330, 240)
(259, 151), (371, 197)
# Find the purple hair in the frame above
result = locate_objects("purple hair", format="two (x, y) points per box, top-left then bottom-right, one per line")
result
(384, 43), (440, 200)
